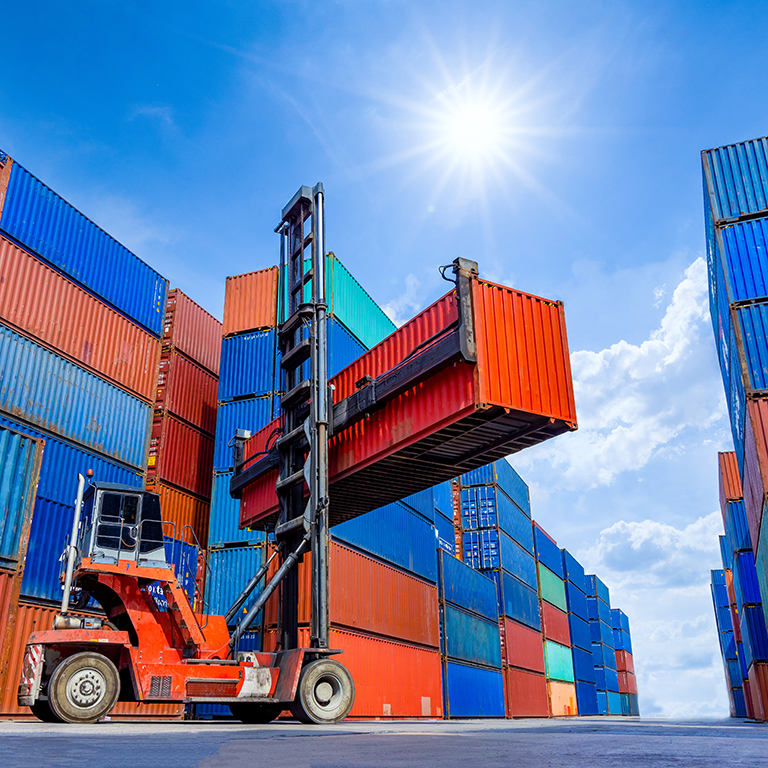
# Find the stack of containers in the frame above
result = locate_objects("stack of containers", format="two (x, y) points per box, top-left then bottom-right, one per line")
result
(561, 548), (598, 715)
(612, 609), (639, 716)
(148, 289), (221, 548)
(534, 525), (577, 716)
(0, 150), (186, 720)
(586, 574), (621, 715)
(457, 461), (549, 718)
(437, 550), (505, 718)
(712, 569), (749, 717)
(433, 481), (458, 557)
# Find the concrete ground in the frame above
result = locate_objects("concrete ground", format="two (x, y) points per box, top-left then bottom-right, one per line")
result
(1, 717), (766, 768)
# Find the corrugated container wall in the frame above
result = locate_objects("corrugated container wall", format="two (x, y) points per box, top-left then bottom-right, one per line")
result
(0, 323), (151, 469)
(162, 289), (222, 376)
(0, 235), (160, 403)
(155, 350), (218, 435)
(0, 158), (168, 336)
(222, 267), (279, 337)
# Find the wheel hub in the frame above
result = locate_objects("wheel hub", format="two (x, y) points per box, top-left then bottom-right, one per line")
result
(67, 668), (104, 707)
(315, 681), (333, 705)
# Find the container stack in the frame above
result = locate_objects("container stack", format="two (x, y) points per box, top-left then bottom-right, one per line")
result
(612, 609), (639, 716)
(433, 481), (458, 557)
(712, 568), (750, 717)
(586, 574), (621, 715)
(562, 548), (599, 715)
(148, 289), (221, 549)
(0, 150), (186, 719)
(534, 525), (577, 716)
(438, 550), (505, 718)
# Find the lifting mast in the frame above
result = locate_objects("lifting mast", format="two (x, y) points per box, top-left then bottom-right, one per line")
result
(228, 184), (331, 655)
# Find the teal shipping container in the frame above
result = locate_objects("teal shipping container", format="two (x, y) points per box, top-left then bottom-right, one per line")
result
(440, 603), (502, 668)
(544, 640), (575, 683)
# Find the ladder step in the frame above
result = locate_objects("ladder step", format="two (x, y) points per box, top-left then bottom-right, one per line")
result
(290, 269), (314, 295)
(281, 339), (311, 370)
(276, 469), (306, 493)
(275, 515), (307, 537)
(276, 423), (309, 451)
(279, 306), (312, 340)
(282, 380), (311, 409)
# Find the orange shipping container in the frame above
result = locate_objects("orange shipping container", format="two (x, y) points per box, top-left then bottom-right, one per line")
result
(615, 649), (635, 675)
(146, 480), (210, 549)
(241, 277), (577, 529)
(1, 600), (182, 720)
(155, 349), (218, 435)
(504, 667), (549, 718)
(163, 289), (222, 376)
(223, 267), (279, 337)
(264, 626), (442, 718)
(0, 569), (22, 694)
(264, 542), (439, 648)
(547, 680), (577, 717)
(147, 413), (214, 499)
(0, 234), (160, 403)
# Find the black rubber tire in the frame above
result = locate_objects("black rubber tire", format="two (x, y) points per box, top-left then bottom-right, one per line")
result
(227, 702), (283, 723)
(30, 699), (61, 723)
(48, 652), (120, 724)
(290, 659), (355, 724)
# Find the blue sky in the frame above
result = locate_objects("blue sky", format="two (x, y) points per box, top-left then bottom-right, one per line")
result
(3, 1), (767, 717)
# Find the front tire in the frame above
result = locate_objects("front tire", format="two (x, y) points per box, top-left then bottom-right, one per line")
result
(290, 659), (354, 724)
(228, 702), (283, 723)
(48, 652), (120, 724)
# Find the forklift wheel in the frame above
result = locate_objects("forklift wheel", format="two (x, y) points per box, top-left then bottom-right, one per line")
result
(290, 659), (355, 724)
(30, 699), (61, 723)
(228, 703), (283, 724)
(48, 652), (120, 724)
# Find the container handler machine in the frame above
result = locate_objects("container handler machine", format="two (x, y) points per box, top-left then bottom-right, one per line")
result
(17, 183), (577, 724)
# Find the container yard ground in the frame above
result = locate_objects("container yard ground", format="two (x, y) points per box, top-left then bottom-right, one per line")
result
(0, 718), (766, 768)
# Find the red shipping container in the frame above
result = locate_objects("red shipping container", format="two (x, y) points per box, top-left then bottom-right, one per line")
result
(548, 680), (577, 716)
(146, 480), (210, 549)
(0, 234), (160, 403)
(504, 667), (549, 718)
(263, 542), (439, 648)
(241, 278), (577, 529)
(749, 662), (768, 722)
(223, 267), (279, 337)
(263, 626), (443, 718)
(744, 677), (756, 720)
(1, 600), (182, 720)
(617, 671), (637, 695)
(163, 289), (222, 376)
(147, 413), (214, 499)
(615, 649), (635, 675)
(155, 349), (218, 435)
(501, 618), (545, 673)
(541, 602), (570, 646)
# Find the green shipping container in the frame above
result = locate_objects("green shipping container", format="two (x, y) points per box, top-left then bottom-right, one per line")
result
(538, 562), (567, 612)
(544, 640), (575, 682)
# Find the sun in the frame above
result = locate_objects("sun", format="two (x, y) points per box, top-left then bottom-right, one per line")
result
(438, 99), (505, 168)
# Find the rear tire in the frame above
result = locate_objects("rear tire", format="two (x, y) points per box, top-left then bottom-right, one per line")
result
(48, 652), (120, 724)
(30, 699), (61, 723)
(228, 702), (283, 723)
(290, 659), (354, 724)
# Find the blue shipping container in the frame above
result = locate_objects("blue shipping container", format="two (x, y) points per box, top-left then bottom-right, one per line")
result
(459, 460), (530, 518)
(613, 629), (632, 654)
(0, 324), (151, 469)
(575, 680), (599, 716)
(460, 486), (533, 552)
(401, 487), (435, 522)
(434, 512), (456, 557)
(561, 549), (586, 593)
(534, 527), (564, 577)
(735, 302), (768, 392)
(572, 646), (596, 683)
(720, 629), (737, 660)
(205, 545), (264, 622)
(565, 582), (589, 620)
(587, 596), (613, 626)
(702, 136), (768, 223)
(733, 686), (748, 718)
(0, 425), (43, 568)
(606, 690), (622, 715)
(208, 472), (265, 548)
(611, 608), (631, 634)
(734, 551), (762, 606)
(462, 529), (537, 589)
(491, 570), (540, 631)
(332, 501), (437, 583)
(596, 689), (608, 715)
(604, 666), (620, 693)
(432, 481), (454, 519)
(437, 549), (498, 622)
(718, 217), (768, 302)
(585, 574), (611, 606)
(441, 604), (502, 668)
(720, 536), (734, 571)
(568, 614), (592, 652)
(442, 661), (505, 718)
(218, 330), (276, 402)
(0, 160), (168, 336)
(725, 501), (752, 554)
(740, 605), (768, 668)
(726, 658), (742, 689)
(213, 397), (273, 471)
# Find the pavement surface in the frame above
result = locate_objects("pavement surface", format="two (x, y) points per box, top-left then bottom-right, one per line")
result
(1, 717), (766, 768)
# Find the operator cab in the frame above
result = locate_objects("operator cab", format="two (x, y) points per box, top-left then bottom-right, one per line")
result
(77, 482), (168, 569)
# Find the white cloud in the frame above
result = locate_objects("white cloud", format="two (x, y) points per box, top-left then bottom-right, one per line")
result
(578, 513), (728, 718)
(381, 273), (423, 326)
(515, 256), (724, 489)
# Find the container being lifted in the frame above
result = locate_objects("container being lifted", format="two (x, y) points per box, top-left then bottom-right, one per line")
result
(17, 184), (577, 726)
